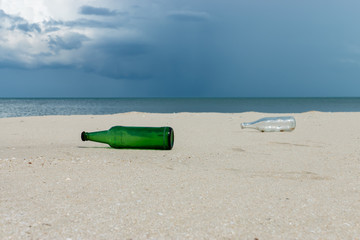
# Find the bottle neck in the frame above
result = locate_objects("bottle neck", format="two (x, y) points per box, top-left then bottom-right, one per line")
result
(81, 130), (109, 144)
(241, 123), (254, 129)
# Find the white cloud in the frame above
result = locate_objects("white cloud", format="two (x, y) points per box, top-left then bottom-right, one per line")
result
(0, 0), (137, 69)
(1, 0), (84, 21)
(0, 0), (211, 79)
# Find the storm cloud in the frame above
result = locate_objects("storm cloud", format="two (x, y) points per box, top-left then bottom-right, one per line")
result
(1, 0), (360, 97)
(48, 33), (89, 51)
(0, 6), (128, 72)
(79, 5), (119, 16)
(0, 9), (41, 33)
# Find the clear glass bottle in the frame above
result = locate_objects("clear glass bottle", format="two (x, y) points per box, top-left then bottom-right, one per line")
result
(241, 116), (296, 132)
(81, 126), (174, 150)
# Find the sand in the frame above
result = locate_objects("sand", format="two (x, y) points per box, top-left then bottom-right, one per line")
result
(1, 112), (360, 239)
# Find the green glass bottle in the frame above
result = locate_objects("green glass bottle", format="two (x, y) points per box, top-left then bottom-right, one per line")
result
(81, 126), (174, 150)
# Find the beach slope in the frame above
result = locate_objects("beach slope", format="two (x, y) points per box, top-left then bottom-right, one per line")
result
(1, 112), (359, 239)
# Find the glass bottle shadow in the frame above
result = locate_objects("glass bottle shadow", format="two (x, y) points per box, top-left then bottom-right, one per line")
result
(77, 146), (167, 150)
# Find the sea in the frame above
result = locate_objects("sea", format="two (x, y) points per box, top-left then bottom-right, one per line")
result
(1, 98), (360, 118)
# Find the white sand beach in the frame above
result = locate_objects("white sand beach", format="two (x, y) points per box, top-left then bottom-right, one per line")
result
(1, 112), (360, 239)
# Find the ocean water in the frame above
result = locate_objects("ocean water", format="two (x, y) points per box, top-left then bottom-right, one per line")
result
(1, 98), (360, 118)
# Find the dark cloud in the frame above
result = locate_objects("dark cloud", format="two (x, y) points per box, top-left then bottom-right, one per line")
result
(0, 9), (23, 22)
(80, 40), (152, 79)
(79, 5), (118, 16)
(167, 11), (210, 22)
(42, 19), (65, 33)
(0, 9), (7, 19)
(1, 8), (121, 37)
(43, 18), (119, 29)
(66, 18), (119, 28)
(44, 26), (61, 33)
(0, 9), (42, 33)
(16, 23), (41, 33)
(48, 33), (89, 52)
(98, 41), (149, 56)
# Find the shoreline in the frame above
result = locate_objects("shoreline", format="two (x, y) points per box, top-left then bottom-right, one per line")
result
(2, 97), (360, 119)
(1, 112), (359, 238)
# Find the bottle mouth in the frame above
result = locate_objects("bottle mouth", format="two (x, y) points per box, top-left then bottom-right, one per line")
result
(81, 131), (87, 141)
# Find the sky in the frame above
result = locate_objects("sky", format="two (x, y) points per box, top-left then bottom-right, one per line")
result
(1, 0), (360, 97)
